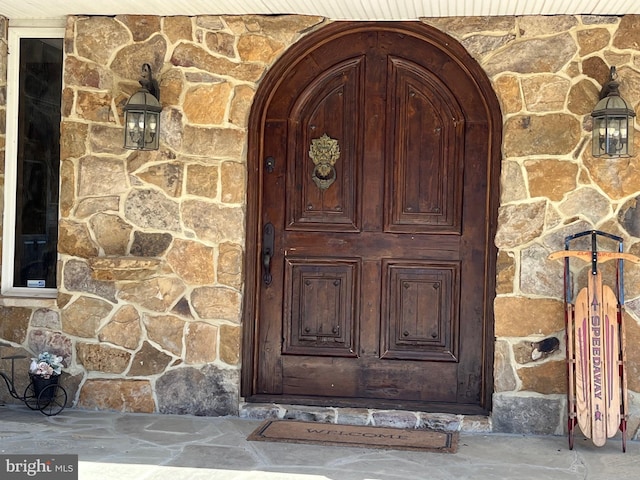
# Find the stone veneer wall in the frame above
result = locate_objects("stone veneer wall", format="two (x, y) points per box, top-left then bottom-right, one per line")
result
(0, 13), (640, 436)
(430, 14), (640, 436)
(56, 14), (327, 414)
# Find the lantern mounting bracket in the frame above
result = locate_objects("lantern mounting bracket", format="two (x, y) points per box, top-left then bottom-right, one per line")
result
(139, 63), (160, 101)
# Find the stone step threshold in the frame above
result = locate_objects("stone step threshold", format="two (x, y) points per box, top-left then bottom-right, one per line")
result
(240, 403), (492, 433)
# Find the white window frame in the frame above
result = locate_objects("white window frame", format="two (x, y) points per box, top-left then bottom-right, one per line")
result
(2, 22), (65, 298)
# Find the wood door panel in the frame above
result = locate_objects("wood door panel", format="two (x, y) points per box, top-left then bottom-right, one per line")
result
(281, 358), (361, 397)
(380, 260), (459, 362)
(385, 57), (464, 233)
(282, 231), (462, 258)
(283, 257), (359, 357)
(287, 57), (365, 231)
(359, 361), (458, 402)
(281, 356), (459, 402)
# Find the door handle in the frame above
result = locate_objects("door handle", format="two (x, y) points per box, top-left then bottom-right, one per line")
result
(262, 223), (275, 285)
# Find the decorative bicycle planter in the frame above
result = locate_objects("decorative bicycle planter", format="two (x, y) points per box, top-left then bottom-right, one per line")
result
(1, 352), (68, 416)
(27, 372), (67, 416)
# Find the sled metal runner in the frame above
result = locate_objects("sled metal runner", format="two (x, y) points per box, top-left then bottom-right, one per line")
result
(548, 230), (637, 451)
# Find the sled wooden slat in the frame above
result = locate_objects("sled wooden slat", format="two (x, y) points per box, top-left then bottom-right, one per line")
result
(575, 273), (620, 447)
(602, 285), (620, 438)
(574, 286), (591, 438)
(588, 271), (606, 447)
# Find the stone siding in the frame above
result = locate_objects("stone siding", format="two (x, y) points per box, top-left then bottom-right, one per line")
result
(0, 13), (639, 437)
(57, 14), (325, 414)
(426, 14), (640, 436)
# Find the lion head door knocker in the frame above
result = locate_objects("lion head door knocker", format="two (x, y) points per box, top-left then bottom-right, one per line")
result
(309, 133), (340, 190)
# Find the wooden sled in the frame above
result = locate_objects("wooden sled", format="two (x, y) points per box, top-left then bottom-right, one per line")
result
(549, 230), (637, 452)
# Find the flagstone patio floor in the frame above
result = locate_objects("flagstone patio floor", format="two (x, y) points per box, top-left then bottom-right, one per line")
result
(0, 404), (637, 479)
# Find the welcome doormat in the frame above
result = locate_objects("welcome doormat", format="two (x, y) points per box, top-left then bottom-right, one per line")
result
(247, 419), (458, 453)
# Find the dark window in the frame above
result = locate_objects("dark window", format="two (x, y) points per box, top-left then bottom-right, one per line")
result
(13, 38), (62, 288)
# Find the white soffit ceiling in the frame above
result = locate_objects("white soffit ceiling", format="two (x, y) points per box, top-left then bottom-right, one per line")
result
(1, 0), (640, 21)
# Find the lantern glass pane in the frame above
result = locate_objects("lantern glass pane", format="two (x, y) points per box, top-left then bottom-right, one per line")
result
(592, 116), (605, 156)
(606, 115), (628, 157)
(124, 109), (145, 149)
(141, 111), (160, 150)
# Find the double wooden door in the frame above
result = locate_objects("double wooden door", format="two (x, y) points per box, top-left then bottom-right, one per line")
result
(244, 23), (500, 414)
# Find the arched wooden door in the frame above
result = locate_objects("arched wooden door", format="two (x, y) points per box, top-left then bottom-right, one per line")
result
(243, 22), (501, 414)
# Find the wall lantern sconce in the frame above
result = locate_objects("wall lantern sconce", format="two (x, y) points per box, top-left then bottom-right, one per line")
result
(123, 63), (161, 150)
(591, 66), (636, 158)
